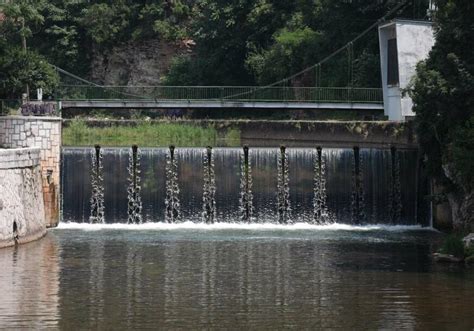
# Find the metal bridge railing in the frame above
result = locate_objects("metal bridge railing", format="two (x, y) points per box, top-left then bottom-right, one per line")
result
(55, 86), (383, 104)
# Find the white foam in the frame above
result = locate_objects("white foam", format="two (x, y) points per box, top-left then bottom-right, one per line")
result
(56, 222), (432, 232)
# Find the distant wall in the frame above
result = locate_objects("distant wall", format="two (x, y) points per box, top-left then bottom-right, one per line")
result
(0, 148), (46, 248)
(0, 116), (62, 227)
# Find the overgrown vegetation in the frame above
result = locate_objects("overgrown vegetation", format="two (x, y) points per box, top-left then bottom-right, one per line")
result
(410, 0), (474, 230)
(62, 118), (240, 147)
(439, 234), (466, 258)
(0, 2), (59, 99)
(165, 0), (429, 86)
(438, 234), (474, 261)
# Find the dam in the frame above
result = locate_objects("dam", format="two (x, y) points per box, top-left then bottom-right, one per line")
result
(61, 146), (429, 226)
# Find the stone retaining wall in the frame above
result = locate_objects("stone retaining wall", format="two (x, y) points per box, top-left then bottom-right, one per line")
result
(0, 148), (47, 248)
(0, 116), (61, 227)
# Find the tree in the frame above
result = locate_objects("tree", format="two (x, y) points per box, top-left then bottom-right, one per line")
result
(166, 0), (427, 86)
(0, 46), (59, 99)
(410, 0), (474, 229)
(1, 1), (45, 97)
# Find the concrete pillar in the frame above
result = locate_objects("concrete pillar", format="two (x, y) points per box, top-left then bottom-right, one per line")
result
(379, 20), (434, 121)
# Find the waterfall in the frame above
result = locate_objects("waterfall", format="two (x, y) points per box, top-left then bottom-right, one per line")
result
(90, 145), (105, 224)
(202, 147), (217, 224)
(390, 147), (402, 223)
(313, 147), (332, 224)
(239, 146), (254, 222)
(63, 147), (425, 225)
(351, 147), (365, 224)
(165, 146), (181, 223)
(127, 145), (143, 224)
(277, 146), (291, 224)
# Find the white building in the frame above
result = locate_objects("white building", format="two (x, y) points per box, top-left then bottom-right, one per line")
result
(379, 20), (434, 121)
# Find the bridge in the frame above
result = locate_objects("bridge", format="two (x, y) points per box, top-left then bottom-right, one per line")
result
(4, 0), (409, 113)
(56, 85), (383, 111)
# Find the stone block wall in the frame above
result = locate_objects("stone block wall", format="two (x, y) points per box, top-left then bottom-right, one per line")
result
(0, 116), (61, 227)
(0, 148), (47, 248)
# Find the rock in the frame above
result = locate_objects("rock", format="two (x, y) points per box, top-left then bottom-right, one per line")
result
(90, 40), (190, 86)
(432, 253), (463, 263)
(462, 233), (474, 249)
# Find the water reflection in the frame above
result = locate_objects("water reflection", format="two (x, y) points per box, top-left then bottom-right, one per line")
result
(0, 235), (60, 329)
(1, 229), (474, 329)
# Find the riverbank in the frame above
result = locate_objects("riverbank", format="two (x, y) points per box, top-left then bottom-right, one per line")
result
(62, 118), (417, 148)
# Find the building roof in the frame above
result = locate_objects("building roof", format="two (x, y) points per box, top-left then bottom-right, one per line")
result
(379, 18), (433, 29)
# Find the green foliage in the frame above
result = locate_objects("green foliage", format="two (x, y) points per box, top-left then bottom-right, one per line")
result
(0, 0), (429, 91)
(452, 116), (474, 186)
(166, 0), (425, 86)
(223, 128), (241, 146)
(0, 47), (59, 99)
(410, 1), (474, 193)
(0, 1), (44, 42)
(465, 245), (474, 259)
(80, 3), (131, 45)
(247, 23), (322, 85)
(162, 56), (205, 86)
(439, 234), (465, 258)
(62, 119), (241, 147)
(1, 0), (193, 78)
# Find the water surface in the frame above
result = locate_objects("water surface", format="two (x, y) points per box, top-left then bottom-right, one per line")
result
(1, 224), (473, 329)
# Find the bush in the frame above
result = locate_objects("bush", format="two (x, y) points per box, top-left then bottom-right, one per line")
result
(439, 234), (465, 258)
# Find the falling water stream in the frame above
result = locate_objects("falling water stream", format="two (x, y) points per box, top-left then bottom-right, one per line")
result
(202, 147), (217, 224)
(89, 145), (105, 224)
(62, 147), (425, 225)
(127, 145), (143, 224)
(165, 145), (181, 223)
(239, 146), (254, 222)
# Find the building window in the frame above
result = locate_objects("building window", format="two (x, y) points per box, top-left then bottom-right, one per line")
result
(387, 38), (399, 86)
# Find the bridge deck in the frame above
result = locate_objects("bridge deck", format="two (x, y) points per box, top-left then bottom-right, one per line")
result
(60, 99), (384, 110)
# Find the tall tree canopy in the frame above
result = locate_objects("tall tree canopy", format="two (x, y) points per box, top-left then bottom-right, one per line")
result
(410, 0), (474, 229)
(0, 1), (58, 99)
(165, 0), (427, 86)
(0, 0), (430, 97)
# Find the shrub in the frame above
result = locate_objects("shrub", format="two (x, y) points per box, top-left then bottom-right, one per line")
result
(439, 234), (465, 258)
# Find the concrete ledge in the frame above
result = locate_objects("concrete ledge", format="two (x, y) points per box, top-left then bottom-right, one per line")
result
(0, 148), (41, 169)
(0, 115), (62, 122)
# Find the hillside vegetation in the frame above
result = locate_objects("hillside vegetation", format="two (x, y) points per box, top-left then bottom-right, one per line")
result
(0, 0), (429, 99)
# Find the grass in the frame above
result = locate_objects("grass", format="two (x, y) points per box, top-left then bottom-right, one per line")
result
(62, 118), (241, 147)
